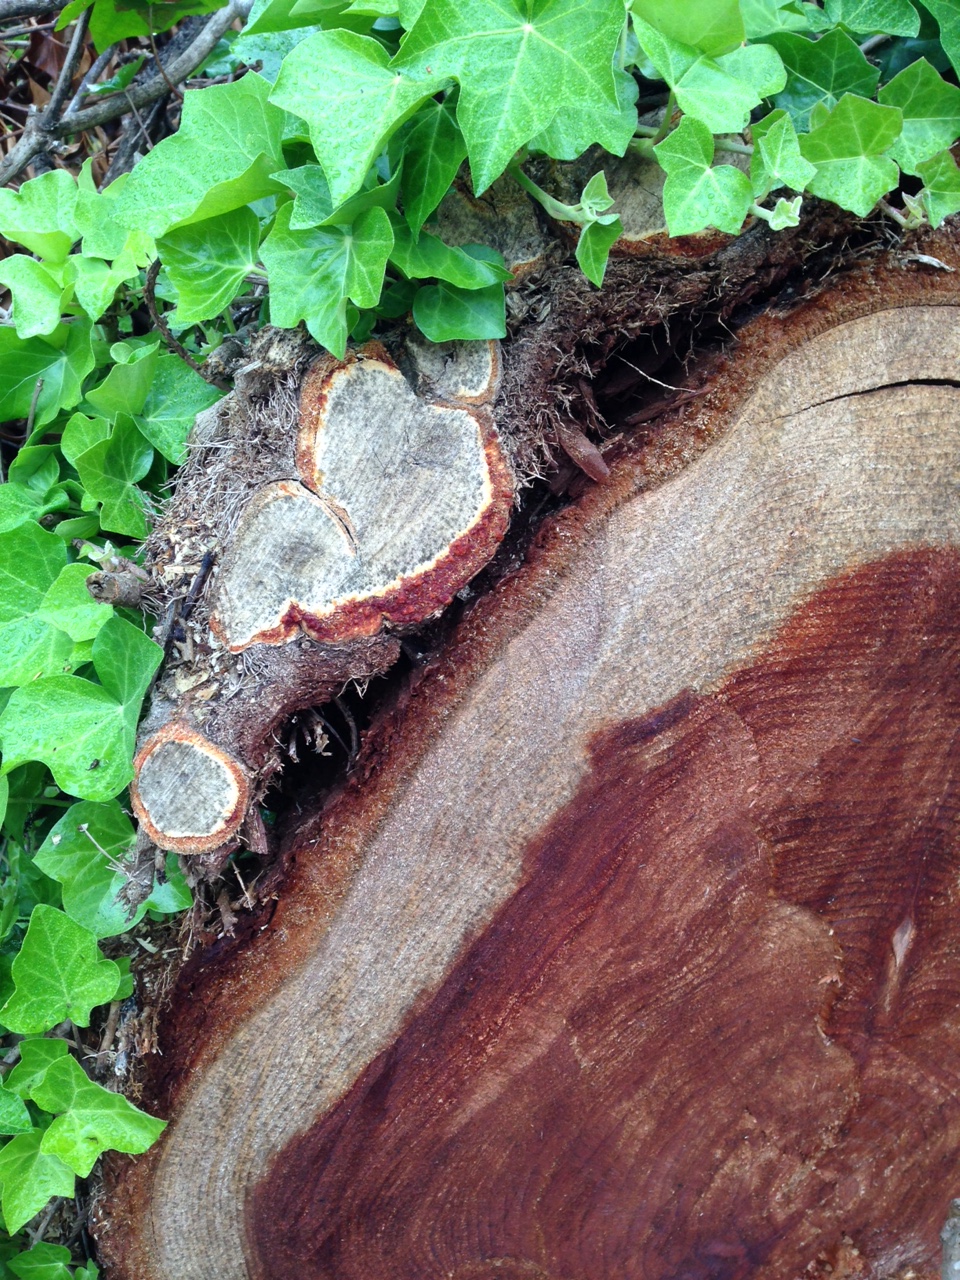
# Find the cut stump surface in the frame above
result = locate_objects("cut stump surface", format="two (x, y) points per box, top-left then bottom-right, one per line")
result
(101, 259), (960, 1280)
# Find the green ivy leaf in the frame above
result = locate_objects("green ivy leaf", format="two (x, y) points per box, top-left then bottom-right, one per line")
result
(0, 522), (75, 688)
(917, 148), (960, 226)
(923, 0), (960, 78)
(401, 98), (468, 235)
(135, 354), (222, 465)
(114, 75), (285, 237)
(0, 258), (66, 341)
(275, 165), (333, 226)
(0, 321), (95, 428)
(0, 171), (78, 263)
(31, 1055), (166, 1178)
(394, 0), (625, 194)
(0, 616), (162, 802)
(4, 1039), (69, 1099)
(158, 207), (261, 326)
(8, 1242), (74, 1280)
(631, 0), (744, 55)
(85, 344), (158, 421)
(0, 1086), (31, 1137)
(633, 16), (786, 133)
(0, 905), (120, 1034)
(878, 56), (960, 174)
(64, 249), (140, 324)
(767, 192), (804, 227)
(575, 216), (622, 287)
(37, 565), (113, 644)
(73, 415), (154, 539)
(389, 222), (510, 286)
(35, 801), (190, 937)
(798, 92), (902, 216)
(0, 1130), (74, 1235)
(767, 28), (880, 129)
(742, 0), (829, 36)
(261, 202), (393, 357)
(60, 414), (110, 468)
(751, 108), (817, 194)
(412, 279), (505, 341)
(528, 63), (638, 161)
(271, 31), (440, 206)
(654, 114), (753, 235)
(823, 0), (919, 33)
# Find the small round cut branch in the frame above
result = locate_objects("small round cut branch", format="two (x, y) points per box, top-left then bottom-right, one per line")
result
(209, 348), (513, 652)
(131, 724), (249, 855)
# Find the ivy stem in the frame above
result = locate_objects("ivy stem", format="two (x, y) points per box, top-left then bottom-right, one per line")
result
(878, 197), (910, 228)
(651, 90), (677, 145)
(508, 162), (589, 225)
(715, 136), (754, 156)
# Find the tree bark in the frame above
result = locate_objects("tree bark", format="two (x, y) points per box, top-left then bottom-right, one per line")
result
(96, 225), (960, 1279)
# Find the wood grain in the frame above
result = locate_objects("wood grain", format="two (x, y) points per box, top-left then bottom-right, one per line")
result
(99, 262), (960, 1280)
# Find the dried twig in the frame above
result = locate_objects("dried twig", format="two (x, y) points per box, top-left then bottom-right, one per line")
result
(0, 0), (252, 186)
(45, 5), (90, 120)
(0, 0), (67, 19)
(65, 42), (115, 115)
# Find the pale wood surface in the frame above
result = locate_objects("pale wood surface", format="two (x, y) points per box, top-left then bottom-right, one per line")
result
(104, 277), (960, 1280)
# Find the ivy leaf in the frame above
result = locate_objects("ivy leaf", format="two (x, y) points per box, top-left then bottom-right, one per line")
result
(0, 1086), (31, 1137)
(633, 16), (786, 134)
(135, 355), (222, 465)
(575, 216), (622, 287)
(4, 1040), (69, 1099)
(158, 207), (260, 325)
(767, 29), (880, 129)
(73, 415), (154, 539)
(751, 108), (817, 194)
(631, 0), (744, 55)
(0, 616), (162, 802)
(271, 31), (441, 206)
(0, 258), (65, 341)
(114, 75), (285, 236)
(32, 1055), (166, 1177)
(798, 93), (902, 216)
(0, 321), (95, 428)
(923, 0), (960, 78)
(654, 114), (753, 235)
(394, 0), (625, 194)
(85, 343), (158, 421)
(413, 279), (505, 341)
(878, 57), (960, 174)
(0, 522), (75, 688)
(64, 250), (140, 324)
(389, 223), (510, 286)
(528, 63), (638, 162)
(400, 99), (467, 236)
(0, 1130), (74, 1235)
(0, 171), (78, 263)
(35, 801), (190, 937)
(261, 202), (393, 357)
(0, 905), (120, 1034)
(742, 0), (829, 36)
(767, 193), (804, 227)
(917, 149), (960, 226)
(823, 0), (919, 34)
(8, 1242), (74, 1280)
(38, 565), (113, 644)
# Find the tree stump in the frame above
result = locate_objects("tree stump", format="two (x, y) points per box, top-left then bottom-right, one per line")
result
(98, 248), (960, 1279)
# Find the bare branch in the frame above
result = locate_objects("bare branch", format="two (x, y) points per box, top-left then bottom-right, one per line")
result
(0, 0), (67, 20)
(65, 42), (115, 115)
(62, 0), (252, 132)
(46, 4), (90, 119)
(0, 0), (252, 187)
